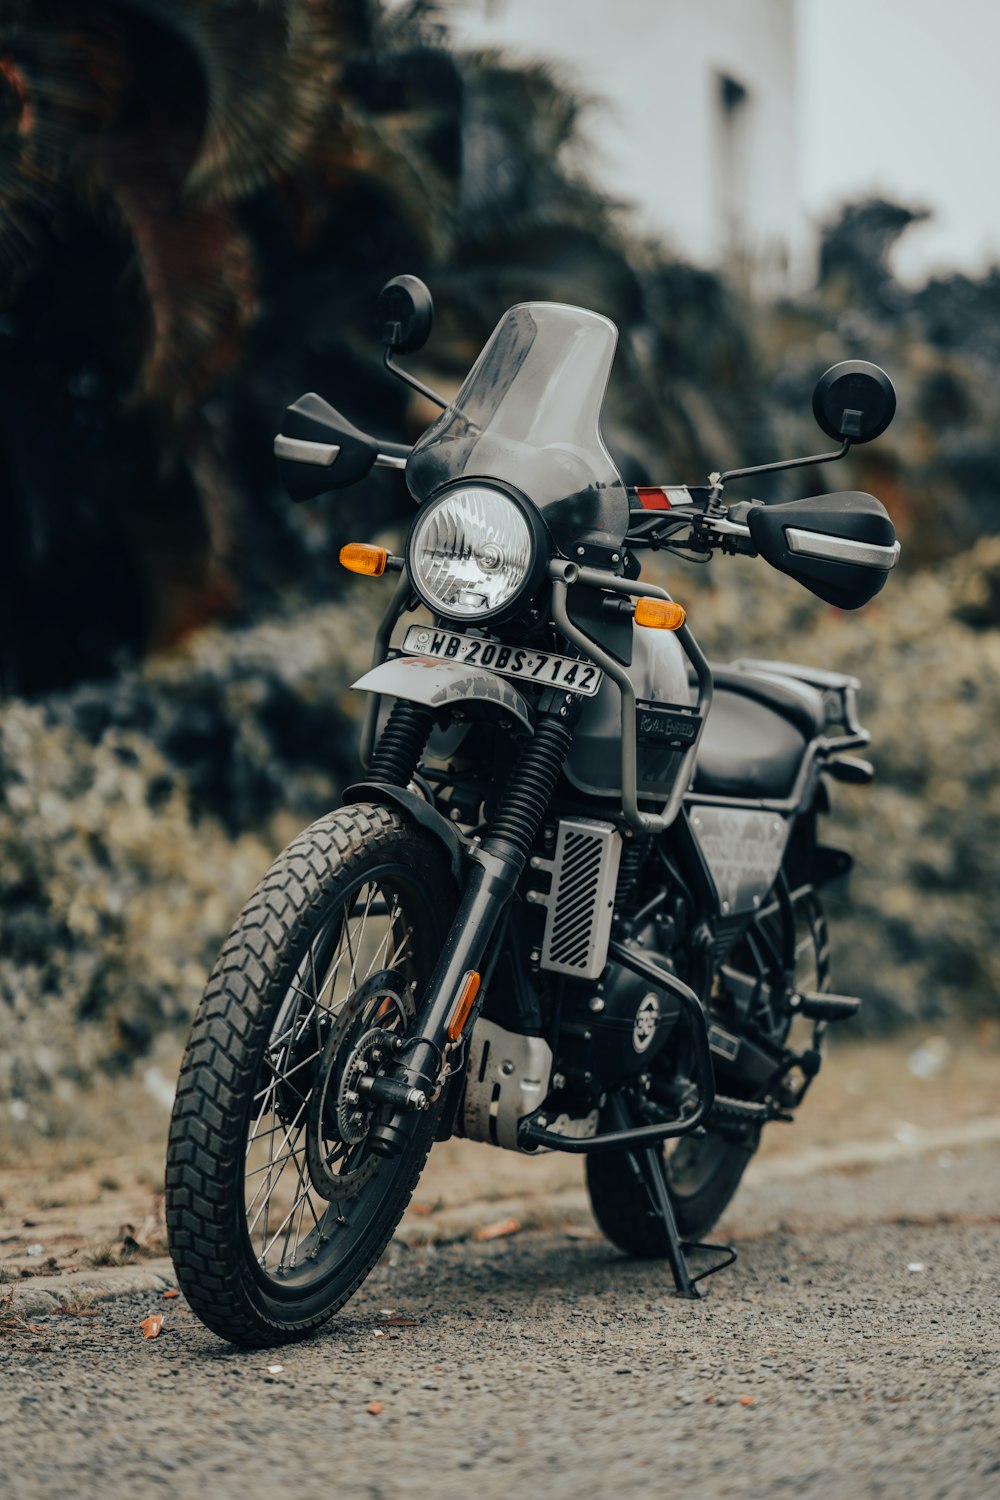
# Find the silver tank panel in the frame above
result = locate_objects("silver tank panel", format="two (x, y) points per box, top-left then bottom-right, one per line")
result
(563, 625), (692, 797)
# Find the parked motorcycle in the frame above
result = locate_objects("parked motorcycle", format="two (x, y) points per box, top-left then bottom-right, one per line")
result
(165, 278), (899, 1345)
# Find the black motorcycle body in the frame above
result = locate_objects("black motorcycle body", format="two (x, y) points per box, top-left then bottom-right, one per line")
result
(165, 286), (899, 1345)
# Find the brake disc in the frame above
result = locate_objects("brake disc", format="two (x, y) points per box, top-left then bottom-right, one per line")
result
(304, 970), (414, 1202)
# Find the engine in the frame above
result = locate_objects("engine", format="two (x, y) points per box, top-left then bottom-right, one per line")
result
(554, 937), (682, 1108)
(459, 933), (682, 1151)
(458, 815), (685, 1149)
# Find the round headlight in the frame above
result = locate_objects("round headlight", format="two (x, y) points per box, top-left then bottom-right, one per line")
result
(407, 485), (541, 622)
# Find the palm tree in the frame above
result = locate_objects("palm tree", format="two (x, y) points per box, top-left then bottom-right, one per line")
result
(0, 0), (764, 693)
(0, 2), (449, 686)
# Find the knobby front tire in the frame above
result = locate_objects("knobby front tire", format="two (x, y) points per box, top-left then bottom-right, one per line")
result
(165, 804), (454, 1347)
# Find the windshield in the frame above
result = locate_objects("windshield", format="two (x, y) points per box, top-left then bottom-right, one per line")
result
(405, 303), (630, 552)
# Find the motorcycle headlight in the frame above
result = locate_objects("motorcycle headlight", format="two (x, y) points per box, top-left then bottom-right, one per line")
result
(406, 485), (544, 623)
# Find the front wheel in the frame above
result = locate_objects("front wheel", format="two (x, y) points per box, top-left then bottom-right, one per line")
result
(165, 804), (454, 1346)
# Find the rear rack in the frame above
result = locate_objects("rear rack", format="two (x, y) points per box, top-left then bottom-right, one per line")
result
(728, 656), (868, 751)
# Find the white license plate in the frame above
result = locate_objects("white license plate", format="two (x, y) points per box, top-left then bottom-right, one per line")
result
(400, 626), (603, 696)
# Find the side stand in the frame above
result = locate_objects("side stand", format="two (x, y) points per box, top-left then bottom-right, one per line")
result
(607, 1092), (736, 1300)
(636, 1143), (704, 1300)
(604, 1092), (702, 1300)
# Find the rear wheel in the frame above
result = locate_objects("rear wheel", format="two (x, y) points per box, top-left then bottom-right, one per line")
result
(165, 804), (453, 1346)
(587, 884), (828, 1254)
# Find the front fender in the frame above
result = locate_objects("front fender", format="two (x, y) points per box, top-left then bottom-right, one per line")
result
(352, 656), (534, 735)
(341, 782), (468, 886)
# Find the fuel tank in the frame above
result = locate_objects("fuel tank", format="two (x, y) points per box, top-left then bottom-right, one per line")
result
(562, 624), (692, 798)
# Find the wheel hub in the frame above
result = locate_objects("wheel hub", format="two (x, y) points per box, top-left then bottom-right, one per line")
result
(304, 970), (414, 1202)
(336, 1027), (400, 1143)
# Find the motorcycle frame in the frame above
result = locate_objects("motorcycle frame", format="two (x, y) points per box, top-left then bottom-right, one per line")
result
(352, 549), (824, 1164)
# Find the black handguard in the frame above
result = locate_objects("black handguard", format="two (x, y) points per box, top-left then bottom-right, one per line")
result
(274, 393), (408, 500)
(747, 490), (898, 609)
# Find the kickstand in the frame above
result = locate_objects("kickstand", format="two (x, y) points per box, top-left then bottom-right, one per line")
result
(606, 1093), (737, 1299)
(635, 1144), (705, 1300)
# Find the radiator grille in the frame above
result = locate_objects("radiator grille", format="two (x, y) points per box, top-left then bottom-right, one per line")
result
(538, 819), (622, 980)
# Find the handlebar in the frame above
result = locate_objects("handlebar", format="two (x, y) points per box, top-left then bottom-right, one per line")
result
(374, 445), (411, 470)
(274, 391), (413, 498)
(625, 484), (757, 557)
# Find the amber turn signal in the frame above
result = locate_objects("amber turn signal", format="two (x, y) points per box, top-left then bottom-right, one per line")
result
(339, 543), (388, 576)
(446, 970), (481, 1041)
(634, 598), (686, 631)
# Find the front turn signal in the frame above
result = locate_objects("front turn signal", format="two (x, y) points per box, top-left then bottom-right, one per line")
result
(446, 970), (481, 1042)
(339, 543), (388, 576)
(634, 598), (686, 631)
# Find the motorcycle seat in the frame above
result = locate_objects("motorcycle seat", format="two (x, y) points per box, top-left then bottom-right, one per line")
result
(712, 665), (826, 740)
(692, 668), (825, 800)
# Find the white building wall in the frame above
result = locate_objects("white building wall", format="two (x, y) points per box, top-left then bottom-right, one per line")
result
(451, 0), (802, 286)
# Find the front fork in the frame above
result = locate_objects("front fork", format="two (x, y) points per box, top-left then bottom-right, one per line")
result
(365, 693), (579, 1155)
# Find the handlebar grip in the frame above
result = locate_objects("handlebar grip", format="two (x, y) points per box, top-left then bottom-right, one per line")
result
(378, 440), (411, 461)
(275, 393), (410, 499)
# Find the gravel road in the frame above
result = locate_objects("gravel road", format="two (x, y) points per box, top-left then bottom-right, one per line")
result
(2, 1142), (997, 1500)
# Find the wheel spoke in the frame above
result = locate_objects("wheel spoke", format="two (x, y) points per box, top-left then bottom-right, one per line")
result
(341, 894), (362, 997)
(279, 1136), (320, 1270)
(247, 1075), (280, 1148)
(247, 1130), (303, 1230)
(245, 1144), (307, 1180)
(246, 1096), (310, 1227)
(351, 883), (378, 980)
(258, 1117), (325, 1268)
(258, 1179), (317, 1267)
(252, 1045), (323, 1103)
(236, 864), (433, 1286)
(342, 1139), (369, 1173)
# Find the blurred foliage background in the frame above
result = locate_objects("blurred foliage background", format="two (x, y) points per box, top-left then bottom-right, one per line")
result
(1, 0), (998, 1119)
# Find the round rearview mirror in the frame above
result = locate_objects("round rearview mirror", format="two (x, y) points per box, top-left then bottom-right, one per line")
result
(377, 274), (434, 354)
(812, 360), (896, 444)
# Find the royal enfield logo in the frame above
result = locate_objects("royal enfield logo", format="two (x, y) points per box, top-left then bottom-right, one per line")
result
(632, 993), (660, 1053)
(635, 700), (700, 746)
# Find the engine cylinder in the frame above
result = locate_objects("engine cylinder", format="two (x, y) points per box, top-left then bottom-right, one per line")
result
(558, 936), (681, 1101)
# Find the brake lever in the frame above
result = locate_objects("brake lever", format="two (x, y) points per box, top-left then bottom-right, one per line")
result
(625, 503), (703, 550)
(693, 510), (758, 556)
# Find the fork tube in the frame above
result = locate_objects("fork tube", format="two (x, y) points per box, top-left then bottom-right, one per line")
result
(359, 572), (415, 769)
(368, 709), (574, 1155)
(368, 701), (434, 785)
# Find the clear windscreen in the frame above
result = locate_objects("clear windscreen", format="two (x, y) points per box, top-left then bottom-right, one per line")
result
(405, 303), (630, 551)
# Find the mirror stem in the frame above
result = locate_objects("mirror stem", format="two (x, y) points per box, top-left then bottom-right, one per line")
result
(383, 348), (449, 410)
(718, 437), (850, 487)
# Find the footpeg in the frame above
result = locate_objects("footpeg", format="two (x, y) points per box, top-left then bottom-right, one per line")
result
(709, 1094), (769, 1126)
(824, 755), (874, 785)
(790, 990), (861, 1022)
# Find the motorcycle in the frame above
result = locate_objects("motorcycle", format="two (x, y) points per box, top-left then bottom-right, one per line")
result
(165, 277), (899, 1346)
